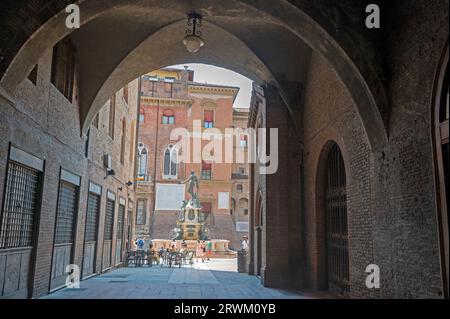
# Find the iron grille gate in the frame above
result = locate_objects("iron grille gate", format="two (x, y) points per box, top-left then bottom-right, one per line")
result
(82, 192), (100, 278)
(0, 161), (42, 298)
(104, 199), (114, 241)
(115, 204), (125, 264)
(325, 144), (350, 295)
(85, 193), (100, 242)
(102, 198), (115, 269)
(54, 182), (78, 244)
(0, 162), (40, 249)
(51, 181), (79, 290)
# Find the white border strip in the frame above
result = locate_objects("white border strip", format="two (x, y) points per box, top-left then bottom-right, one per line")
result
(9, 146), (44, 172)
(89, 182), (102, 195)
(107, 190), (116, 201)
(60, 169), (81, 186)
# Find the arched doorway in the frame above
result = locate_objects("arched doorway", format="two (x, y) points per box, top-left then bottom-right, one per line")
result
(254, 191), (263, 277)
(432, 42), (449, 298)
(324, 143), (349, 295)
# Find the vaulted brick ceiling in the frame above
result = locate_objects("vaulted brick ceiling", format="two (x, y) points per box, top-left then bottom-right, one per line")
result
(0, 0), (389, 150)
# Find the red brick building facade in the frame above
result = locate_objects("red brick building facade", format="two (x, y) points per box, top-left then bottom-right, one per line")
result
(135, 68), (249, 249)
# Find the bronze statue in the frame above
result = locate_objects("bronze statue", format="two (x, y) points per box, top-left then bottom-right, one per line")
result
(181, 170), (199, 200)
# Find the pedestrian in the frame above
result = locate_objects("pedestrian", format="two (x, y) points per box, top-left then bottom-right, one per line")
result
(148, 237), (153, 250)
(196, 240), (205, 263)
(170, 239), (177, 252)
(206, 240), (212, 261)
(241, 236), (249, 252)
(135, 237), (145, 250)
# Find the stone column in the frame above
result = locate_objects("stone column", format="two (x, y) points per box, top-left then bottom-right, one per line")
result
(259, 86), (303, 288)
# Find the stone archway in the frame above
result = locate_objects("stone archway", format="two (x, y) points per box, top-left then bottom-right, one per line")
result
(432, 40), (449, 298)
(0, 0), (388, 151)
(315, 139), (351, 293)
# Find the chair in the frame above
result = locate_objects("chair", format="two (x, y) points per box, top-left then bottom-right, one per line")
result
(160, 249), (169, 267)
(170, 252), (183, 268)
(183, 251), (195, 267)
(126, 250), (136, 267)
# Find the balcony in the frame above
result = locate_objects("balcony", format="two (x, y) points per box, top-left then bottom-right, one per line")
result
(136, 174), (152, 184)
(231, 173), (248, 180)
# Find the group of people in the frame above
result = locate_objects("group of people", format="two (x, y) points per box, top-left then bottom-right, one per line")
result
(132, 235), (250, 263)
(193, 239), (213, 263)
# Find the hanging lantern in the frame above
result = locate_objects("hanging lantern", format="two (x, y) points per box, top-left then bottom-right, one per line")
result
(183, 13), (204, 53)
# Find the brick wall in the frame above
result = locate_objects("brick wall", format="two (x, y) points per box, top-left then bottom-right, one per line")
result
(0, 45), (138, 298)
(301, 53), (377, 298)
(370, 0), (448, 298)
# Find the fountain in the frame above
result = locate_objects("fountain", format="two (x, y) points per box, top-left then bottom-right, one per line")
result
(152, 171), (236, 258)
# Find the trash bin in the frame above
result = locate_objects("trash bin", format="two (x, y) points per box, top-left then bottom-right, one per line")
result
(237, 249), (247, 273)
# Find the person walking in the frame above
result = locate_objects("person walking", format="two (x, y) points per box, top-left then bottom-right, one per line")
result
(135, 237), (145, 250)
(196, 240), (206, 263)
(241, 236), (249, 252)
(206, 240), (213, 261)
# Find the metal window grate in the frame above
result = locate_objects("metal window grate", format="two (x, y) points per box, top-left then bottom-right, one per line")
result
(104, 199), (115, 240)
(117, 204), (125, 240)
(325, 144), (350, 295)
(85, 193), (100, 242)
(54, 182), (78, 245)
(0, 162), (41, 249)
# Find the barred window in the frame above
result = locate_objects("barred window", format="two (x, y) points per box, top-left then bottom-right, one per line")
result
(104, 199), (115, 241)
(54, 182), (79, 245)
(0, 162), (41, 249)
(85, 193), (100, 242)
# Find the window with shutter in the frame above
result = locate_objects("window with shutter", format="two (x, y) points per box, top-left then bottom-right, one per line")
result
(204, 110), (214, 128)
(201, 161), (212, 180)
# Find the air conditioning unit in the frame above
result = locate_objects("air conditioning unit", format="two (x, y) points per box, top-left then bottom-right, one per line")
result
(103, 154), (112, 169)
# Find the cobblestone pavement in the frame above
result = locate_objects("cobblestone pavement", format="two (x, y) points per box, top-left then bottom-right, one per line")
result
(42, 259), (315, 299)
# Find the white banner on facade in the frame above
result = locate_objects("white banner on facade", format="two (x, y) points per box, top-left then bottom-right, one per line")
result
(155, 183), (185, 210)
(218, 192), (229, 209)
(236, 222), (249, 232)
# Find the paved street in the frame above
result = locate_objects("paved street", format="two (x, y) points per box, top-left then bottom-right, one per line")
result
(42, 259), (315, 299)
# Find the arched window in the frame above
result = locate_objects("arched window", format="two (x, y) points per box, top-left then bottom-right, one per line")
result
(162, 109), (175, 124)
(325, 143), (349, 295)
(163, 145), (178, 179)
(138, 146), (148, 179)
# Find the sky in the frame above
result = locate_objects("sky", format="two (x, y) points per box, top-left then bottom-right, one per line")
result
(169, 63), (253, 108)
